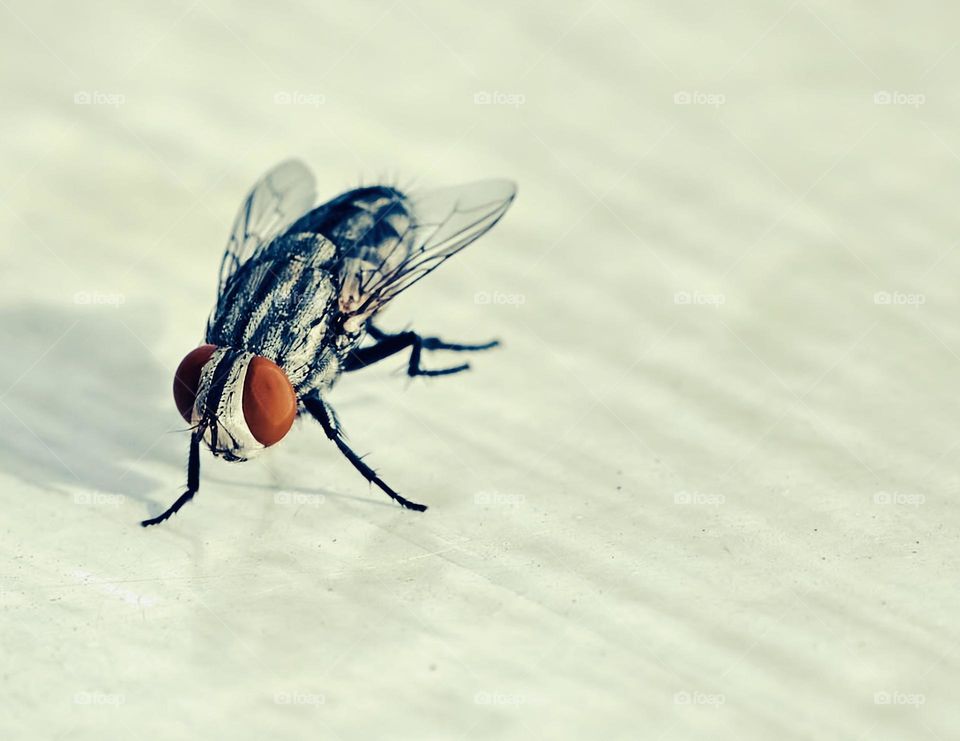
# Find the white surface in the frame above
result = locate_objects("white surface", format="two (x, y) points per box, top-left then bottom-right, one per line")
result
(1, 2), (957, 739)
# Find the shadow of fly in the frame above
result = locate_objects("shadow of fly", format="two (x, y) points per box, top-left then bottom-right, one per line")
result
(143, 160), (516, 526)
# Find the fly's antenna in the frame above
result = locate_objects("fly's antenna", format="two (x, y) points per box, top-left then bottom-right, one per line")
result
(197, 411), (219, 448)
(220, 424), (241, 450)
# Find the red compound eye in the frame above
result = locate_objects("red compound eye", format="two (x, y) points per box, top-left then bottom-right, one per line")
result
(242, 356), (297, 446)
(173, 344), (217, 423)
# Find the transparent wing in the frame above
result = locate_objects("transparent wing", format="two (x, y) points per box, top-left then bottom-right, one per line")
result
(345, 179), (516, 319)
(216, 160), (316, 311)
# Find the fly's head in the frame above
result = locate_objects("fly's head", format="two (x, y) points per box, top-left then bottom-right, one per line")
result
(173, 344), (297, 461)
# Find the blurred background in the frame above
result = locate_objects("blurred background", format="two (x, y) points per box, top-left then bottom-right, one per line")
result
(1, 1), (958, 738)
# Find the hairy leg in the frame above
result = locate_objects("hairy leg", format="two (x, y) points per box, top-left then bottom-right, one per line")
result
(302, 395), (427, 511)
(344, 323), (498, 377)
(142, 433), (201, 527)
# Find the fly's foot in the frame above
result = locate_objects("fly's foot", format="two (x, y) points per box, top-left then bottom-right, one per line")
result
(344, 324), (500, 378)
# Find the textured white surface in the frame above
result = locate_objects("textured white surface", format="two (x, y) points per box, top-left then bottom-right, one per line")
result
(1, 2), (958, 739)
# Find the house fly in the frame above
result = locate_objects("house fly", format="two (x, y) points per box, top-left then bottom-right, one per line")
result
(142, 160), (516, 526)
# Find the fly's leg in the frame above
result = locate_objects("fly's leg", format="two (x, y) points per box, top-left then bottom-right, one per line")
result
(344, 322), (499, 377)
(141, 433), (201, 527)
(302, 395), (427, 512)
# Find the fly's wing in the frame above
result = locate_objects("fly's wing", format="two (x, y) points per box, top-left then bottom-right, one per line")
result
(342, 179), (516, 325)
(214, 160), (317, 319)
